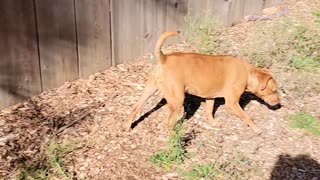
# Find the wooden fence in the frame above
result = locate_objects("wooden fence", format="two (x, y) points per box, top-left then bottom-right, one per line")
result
(0, 0), (282, 109)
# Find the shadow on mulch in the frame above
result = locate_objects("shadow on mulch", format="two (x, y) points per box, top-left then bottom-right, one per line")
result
(131, 92), (281, 129)
(270, 154), (320, 180)
(0, 98), (98, 178)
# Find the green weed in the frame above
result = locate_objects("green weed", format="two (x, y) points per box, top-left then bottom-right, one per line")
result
(149, 118), (188, 171)
(17, 165), (48, 180)
(183, 164), (219, 179)
(241, 17), (320, 71)
(290, 56), (320, 71)
(290, 112), (320, 137)
(18, 139), (81, 180)
(182, 155), (257, 180)
(184, 11), (223, 54)
(312, 10), (320, 25)
(45, 140), (76, 179)
(289, 25), (320, 71)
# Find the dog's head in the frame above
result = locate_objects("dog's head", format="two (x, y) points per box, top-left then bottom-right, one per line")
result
(248, 68), (280, 106)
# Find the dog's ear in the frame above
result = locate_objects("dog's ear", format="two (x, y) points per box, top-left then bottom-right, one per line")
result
(258, 73), (272, 91)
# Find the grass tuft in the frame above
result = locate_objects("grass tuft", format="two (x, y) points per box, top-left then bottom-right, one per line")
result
(246, 17), (320, 70)
(17, 139), (81, 180)
(149, 119), (187, 171)
(182, 164), (218, 179)
(17, 165), (48, 180)
(290, 57), (320, 71)
(290, 112), (320, 137)
(184, 11), (223, 55)
(312, 10), (320, 25)
(182, 155), (257, 180)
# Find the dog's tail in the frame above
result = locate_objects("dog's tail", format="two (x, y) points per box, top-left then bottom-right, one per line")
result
(155, 31), (180, 63)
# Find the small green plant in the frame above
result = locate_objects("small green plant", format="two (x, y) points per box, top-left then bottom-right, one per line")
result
(240, 19), (292, 68)
(149, 118), (187, 171)
(312, 10), (320, 25)
(288, 24), (320, 71)
(17, 165), (48, 180)
(290, 56), (320, 71)
(183, 164), (219, 180)
(183, 155), (257, 180)
(241, 16), (320, 70)
(184, 11), (222, 54)
(290, 112), (320, 137)
(18, 140), (81, 180)
(45, 140), (77, 179)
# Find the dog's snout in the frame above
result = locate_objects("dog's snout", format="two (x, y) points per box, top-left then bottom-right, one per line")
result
(262, 93), (280, 106)
(266, 95), (281, 109)
(269, 102), (281, 110)
(273, 97), (281, 106)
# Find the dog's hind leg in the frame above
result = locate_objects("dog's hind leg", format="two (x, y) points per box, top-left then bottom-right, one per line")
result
(126, 76), (158, 131)
(205, 99), (217, 126)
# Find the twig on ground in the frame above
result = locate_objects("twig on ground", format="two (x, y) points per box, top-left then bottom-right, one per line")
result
(55, 111), (91, 135)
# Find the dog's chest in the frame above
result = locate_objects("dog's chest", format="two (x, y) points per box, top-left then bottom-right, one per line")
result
(185, 86), (199, 95)
(185, 85), (222, 98)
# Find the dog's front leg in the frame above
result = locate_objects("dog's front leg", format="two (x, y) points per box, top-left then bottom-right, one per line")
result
(225, 101), (262, 134)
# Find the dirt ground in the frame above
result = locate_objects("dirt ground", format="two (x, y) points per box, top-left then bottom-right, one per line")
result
(1, 0), (320, 179)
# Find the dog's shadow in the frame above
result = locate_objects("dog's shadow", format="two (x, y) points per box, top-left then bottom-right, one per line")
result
(130, 92), (281, 129)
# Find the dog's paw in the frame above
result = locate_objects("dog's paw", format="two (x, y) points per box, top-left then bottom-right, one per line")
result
(123, 123), (132, 132)
(253, 127), (262, 134)
(206, 117), (219, 127)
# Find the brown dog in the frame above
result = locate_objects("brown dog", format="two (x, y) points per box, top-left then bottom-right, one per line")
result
(126, 31), (280, 134)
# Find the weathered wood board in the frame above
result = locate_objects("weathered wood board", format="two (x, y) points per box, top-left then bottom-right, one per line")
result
(0, 0), (42, 109)
(76, 0), (112, 78)
(35, 0), (78, 90)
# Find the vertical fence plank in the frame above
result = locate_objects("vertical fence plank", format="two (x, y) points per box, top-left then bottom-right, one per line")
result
(166, 0), (189, 31)
(76, 0), (112, 78)
(187, 0), (208, 18)
(111, 0), (142, 65)
(187, 0), (228, 27)
(264, 0), (284, 8)
(163, 0), (188, 46)
(140, 0), (167, 54)
(0, 0), (42, 109)
(207, 0), (229, 26)
(35, 0), (78, 90)
(188, 0), (231, 26)
(227, 0), (246, 25)
(243, 0), (264, 16)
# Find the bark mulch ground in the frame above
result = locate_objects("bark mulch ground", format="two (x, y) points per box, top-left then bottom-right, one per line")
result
(1, 0), (320, 179)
